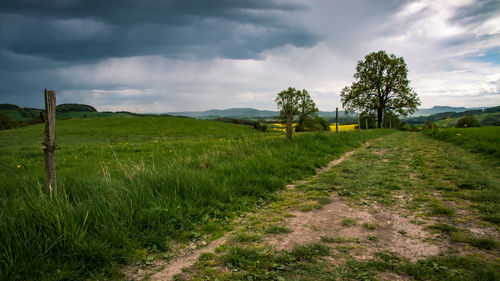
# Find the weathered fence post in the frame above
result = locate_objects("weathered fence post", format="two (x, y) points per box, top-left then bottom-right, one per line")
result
(43, 89), (56, 196)
(335, 107), (339, 132)
(365, 118), (368, 130)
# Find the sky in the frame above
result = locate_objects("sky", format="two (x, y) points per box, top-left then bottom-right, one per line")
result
(0, 0), (499, 113)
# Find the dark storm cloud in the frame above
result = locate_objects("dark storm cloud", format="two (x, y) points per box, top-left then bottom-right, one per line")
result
(0, 0), (321, 107)
(0, 0), (318, 62)
(453, 0), (500, 25)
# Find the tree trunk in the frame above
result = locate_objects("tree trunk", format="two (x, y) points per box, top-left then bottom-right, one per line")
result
(335, 107), (338, 132)
(377, 108), (383, 129)
(286, 111), (293, 140)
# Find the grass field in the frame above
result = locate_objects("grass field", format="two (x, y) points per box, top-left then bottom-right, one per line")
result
(178, 131), (500, 281)
(0, 117), (393, 280)
(434, 112), (496, 127)
(422, 126), (500, 159)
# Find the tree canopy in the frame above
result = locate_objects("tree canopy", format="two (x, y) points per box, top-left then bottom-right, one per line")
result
(295, 89), (319, 132)
(275, 87), (320, 139)
(275, 87), (300, 140)
(340, 50), (420, 128)
(56, 103), (97, 112)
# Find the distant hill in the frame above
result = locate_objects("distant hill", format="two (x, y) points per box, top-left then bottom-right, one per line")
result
(405, 105), (500, 125)
(412, 106), (485, 116)
(56, 103), (97, 112)
(168, 108), (277, 118)
(170, 106), (494, 119)
(168, 108), (349, 119)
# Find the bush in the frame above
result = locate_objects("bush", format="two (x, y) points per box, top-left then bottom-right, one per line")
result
(424, 120), (435, 129)
(316, 116), (330, 131)
(456, 115), (480, 128)
(296, 116), (329, 132)
(252, 121), (267, 132)
(400, 123), (422, 132)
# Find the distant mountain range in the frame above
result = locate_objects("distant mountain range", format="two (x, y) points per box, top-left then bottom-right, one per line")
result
(412, 106), (486, 116)
(168, 108), (350, 118)
(1, 103), (493, 120)
(167, 106), (488, 119)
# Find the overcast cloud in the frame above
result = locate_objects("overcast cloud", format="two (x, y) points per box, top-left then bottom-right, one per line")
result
(0, 0), (499, 112)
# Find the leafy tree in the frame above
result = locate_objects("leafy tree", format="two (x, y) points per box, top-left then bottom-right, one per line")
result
(341, 50), (421, 128)
(316, 116), (330, 131)
(295, 89), (319, 132)
(0, 113), (15, 130)
(456, 115), (480, 128)
(481, 113), (500, 126)
(383, 112), (401, 129)
(56, 103), (97, 112)
(359, 112), (377, 129)
(275, 87), (300, 140)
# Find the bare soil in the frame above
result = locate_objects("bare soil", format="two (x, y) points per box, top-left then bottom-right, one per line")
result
(264, 196), (441, 261)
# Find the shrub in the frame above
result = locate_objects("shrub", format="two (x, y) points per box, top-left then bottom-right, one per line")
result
(456, 115), (480, 128)
(400, 123), (422, 132)
(252, 121), (267, 132)
(424, 120), (435, 129)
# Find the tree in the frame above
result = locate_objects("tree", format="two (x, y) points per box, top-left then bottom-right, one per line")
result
(0, 112), (15, 130)
(341, 50), (420, 128)
(295, 89), (319, 132)
(456, 115), (480, 128)
(275, 87), (300, 140)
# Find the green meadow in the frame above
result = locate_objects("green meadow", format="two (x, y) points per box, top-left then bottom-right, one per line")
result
(423, 126), (500, 159)
(0, 117), (392, 280)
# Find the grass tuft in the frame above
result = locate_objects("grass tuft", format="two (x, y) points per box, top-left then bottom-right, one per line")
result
(291, 243), (330, 261)
(341, 218), (358, 227)
(263, 225), (292, 234)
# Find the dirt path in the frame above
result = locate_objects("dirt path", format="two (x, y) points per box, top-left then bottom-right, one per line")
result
(126, 144), (364, 280)
(128, 133), (500, 280)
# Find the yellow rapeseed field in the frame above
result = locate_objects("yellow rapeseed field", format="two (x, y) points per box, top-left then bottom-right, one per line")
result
(270, 123), (357, 132)
(329, 124), (357, 131)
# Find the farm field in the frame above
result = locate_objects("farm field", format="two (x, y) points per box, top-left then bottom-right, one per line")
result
(434, 112), (497, 127)
(166, 131), (500, 281)
(268, 123), (356, 132)
(0, 116), (392, 280)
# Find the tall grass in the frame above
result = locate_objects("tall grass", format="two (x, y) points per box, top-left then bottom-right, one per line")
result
(0, 117), (393, 280)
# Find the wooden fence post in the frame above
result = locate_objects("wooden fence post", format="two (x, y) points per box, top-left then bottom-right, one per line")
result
(43, 89), (56, 196)
(365, 118), (368, 130)
(335, 107), (338, 132)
